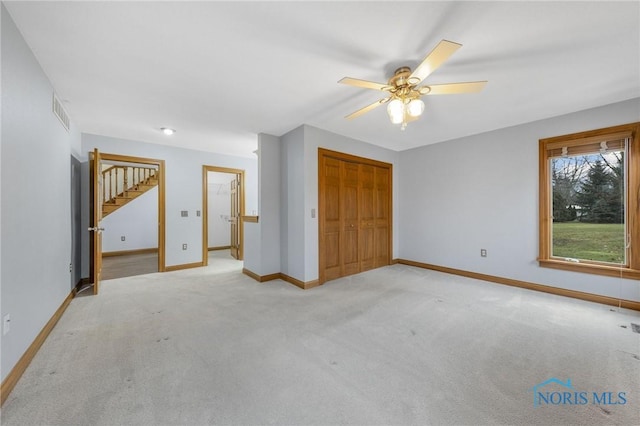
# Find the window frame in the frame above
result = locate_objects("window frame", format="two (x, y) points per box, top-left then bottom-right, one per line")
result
(538, 122), (640, 280)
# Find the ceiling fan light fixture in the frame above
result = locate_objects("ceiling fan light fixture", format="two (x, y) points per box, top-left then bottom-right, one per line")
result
(339, 39), (486, 129)
(387, 99), (404, 124)
(161, 127), (176, 136)
(407, 99), (425, 117)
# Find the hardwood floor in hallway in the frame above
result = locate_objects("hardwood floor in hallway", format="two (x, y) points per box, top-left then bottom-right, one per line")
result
(101, 252), (158, 280)
(100, 249), (240, 280)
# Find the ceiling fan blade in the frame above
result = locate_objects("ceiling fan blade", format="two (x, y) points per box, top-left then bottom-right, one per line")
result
(424, 81), (487, 95)
(409, 40), (462, 84)
(339, 77), (389, 91)
(345, 98), (389, 120)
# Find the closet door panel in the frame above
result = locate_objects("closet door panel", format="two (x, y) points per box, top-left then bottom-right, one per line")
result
(359, 164), (375, 271)
(342, 161), (360, 276)
(322, 157), (342, 280)
(374, 226), (389, 267)
(319, 149), (392, 284)
(374, 166), (391, 267)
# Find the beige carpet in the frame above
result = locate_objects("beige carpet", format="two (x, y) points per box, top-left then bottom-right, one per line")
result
(2, 252), (639, 425)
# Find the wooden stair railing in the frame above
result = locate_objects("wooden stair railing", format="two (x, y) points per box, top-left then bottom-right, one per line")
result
(101, 165), (158, 217)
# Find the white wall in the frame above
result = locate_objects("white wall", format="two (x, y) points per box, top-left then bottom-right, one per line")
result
(257, 133), (281, 276)
(280, 126), (305, 280)
(81, 134), (258, 269)
(242, 133), (283, 277)
(1, 5), (80, 382)
(398, 98), (640, 302)
(207, 172), (233, 248)
(208, 188), (231, 247)
(101, 187), (158, 252)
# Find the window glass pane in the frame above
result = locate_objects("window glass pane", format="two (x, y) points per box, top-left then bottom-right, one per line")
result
(551, 149), (626, 264)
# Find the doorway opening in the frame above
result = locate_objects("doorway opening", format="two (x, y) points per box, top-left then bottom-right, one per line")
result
(89, 150), (166, 294)
(202, 166), (245, 267)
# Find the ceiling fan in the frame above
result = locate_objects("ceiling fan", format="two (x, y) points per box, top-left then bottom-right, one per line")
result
(339, 40), (487, 130)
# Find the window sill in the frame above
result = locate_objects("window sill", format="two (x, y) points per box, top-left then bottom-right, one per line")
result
(538, 258), (640, 280)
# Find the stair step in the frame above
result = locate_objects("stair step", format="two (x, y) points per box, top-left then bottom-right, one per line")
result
(133, 184), (156, 191)
(107, 190), (144, 203)
(103, 205), (119, 214)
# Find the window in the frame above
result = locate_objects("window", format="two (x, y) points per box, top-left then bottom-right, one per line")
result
(539, 122), (640, 279)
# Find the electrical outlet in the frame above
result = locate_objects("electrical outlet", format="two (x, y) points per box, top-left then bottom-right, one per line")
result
(181, 210), (188, 217)
(3, 314), (10, 335)
(121, 236), (126, 241)
(182, 244), (187, 250)
(481, 249), (487, 257)
(196, 210), (201, 217)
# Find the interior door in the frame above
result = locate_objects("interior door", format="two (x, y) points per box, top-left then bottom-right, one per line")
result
(320, 156), (342, 281)
(230, 174), (240, 259)
(89, 148), (104, 295)
(342, 161), (360, 276)
(319, 149), (392, 284)
(374, 166), (391, 267)
(359, 164), (375, 271)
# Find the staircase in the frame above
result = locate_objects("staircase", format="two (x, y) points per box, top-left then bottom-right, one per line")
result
(102, 165), (158, 217)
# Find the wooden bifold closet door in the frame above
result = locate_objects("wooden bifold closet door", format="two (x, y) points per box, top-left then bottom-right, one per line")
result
(319, 149), (392, 283)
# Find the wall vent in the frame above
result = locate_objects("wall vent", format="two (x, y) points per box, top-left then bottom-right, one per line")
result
(52, 94), (70, 131)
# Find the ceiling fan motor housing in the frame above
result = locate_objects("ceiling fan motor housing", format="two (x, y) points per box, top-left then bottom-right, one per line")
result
(388, 67), (423, 101)
(389, 67), (412, 88)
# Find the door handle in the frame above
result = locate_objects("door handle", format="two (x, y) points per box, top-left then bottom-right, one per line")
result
(87, 227), (105, 232)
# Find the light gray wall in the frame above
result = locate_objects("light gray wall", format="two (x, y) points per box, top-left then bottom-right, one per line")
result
(398, 98), (640, 302)
(280, 126), (305, 280)
(1, 6), (80, 382)
(257, 133), (281, 276)
(81, 133), (258, 269)
(243, 222), (260, 274)
(101, 187), (158, 252)
(242, 133), (282, 277)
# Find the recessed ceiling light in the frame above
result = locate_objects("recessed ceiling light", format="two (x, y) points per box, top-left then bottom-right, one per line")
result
(161, 127), (176, 136)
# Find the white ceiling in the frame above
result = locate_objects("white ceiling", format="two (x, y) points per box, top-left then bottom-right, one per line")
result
(5, 1), (639, 158)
